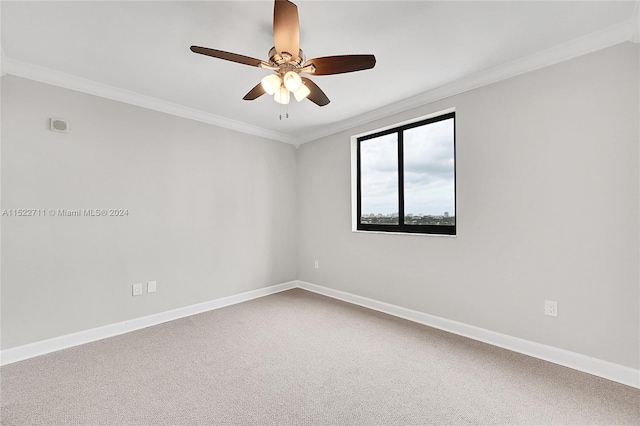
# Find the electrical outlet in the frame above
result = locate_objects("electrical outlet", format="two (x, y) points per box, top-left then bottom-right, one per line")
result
(147, 281), (157, 293)
(314, 260), (319, 269)
(545, 300), (558, 317)
(132, 283), (143, 296)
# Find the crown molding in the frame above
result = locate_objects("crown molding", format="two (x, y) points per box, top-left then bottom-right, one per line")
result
(296, 19), (637, 144)
(1, 16), (636, 147)
(0, 55), (297, 145)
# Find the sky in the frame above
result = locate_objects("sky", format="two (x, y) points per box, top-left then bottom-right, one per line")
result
(360, 118), (455, 216)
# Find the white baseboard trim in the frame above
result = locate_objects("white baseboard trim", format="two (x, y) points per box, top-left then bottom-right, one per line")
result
(297, 280), (640, 389)
(3, 279), (638, 389)
(0, 281), (297, 366)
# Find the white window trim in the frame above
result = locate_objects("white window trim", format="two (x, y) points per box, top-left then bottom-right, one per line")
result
(350, 107), (457, 237)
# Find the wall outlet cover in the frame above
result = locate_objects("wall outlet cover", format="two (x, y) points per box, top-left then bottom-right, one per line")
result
(132, 283), (143, 296)
(147, 281), (157, 293)
(545, 300), (558, 317)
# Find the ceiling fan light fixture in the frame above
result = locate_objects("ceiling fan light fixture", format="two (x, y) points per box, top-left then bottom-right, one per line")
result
(261, 74), (281, 95)
(283, 71), (302, 92)
(190, 0), (376, 108)
(293, 83), (310, 102)
(274, 86), (290, 104)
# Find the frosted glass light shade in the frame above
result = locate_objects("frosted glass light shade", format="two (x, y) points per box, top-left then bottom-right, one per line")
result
(293, 83), (310, 102)
(283, 71), (302, 92)
(261, 74), (281, 95)
(274, 86), (290, 104)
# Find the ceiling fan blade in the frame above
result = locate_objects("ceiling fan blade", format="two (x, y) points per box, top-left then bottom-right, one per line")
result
(304, 55), (376, 76)
(273, 0), (300, 58)
(243, 83), (266, 100)
(301, 77), (330, 107)
(190, 46), (263, 67)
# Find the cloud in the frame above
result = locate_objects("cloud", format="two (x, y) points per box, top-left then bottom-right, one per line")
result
(403, 119), (454, 180)
(359, 118), (455, 216)
(360, 133), (398, 173)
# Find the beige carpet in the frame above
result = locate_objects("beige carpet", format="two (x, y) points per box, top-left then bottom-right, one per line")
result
(1, 288), (638, 425)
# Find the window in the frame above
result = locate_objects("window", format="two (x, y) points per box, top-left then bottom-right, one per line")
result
(355, 111), (456, 235)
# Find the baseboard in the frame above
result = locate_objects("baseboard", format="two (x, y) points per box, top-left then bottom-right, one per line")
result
(4, 279), (638, 389)
(297, 280), (640, 389)
(0, 281), (297, 366)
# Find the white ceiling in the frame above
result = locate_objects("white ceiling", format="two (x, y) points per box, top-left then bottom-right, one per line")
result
(2, 1), (638, 144)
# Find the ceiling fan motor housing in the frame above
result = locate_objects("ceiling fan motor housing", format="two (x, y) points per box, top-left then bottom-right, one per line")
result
(268, 47), (305, 68)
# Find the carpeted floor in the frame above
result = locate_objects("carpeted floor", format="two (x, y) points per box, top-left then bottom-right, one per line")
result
(1, 288), (638, 425)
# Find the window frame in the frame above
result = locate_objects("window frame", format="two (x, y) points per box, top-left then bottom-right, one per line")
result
(354, 110), (456, 236)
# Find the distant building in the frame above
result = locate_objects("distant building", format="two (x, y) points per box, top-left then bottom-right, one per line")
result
(444, 212), (449, 218)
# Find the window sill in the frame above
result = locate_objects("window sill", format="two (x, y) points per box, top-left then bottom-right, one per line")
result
(351, 230), (457, 238)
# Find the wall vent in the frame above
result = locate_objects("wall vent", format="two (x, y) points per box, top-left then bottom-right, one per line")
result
(49, 118), (69, 133)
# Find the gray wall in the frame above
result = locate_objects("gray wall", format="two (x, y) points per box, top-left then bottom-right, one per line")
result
(2, 42), (638, 370)
(297, 43), (640, 369)
(1, 76), (298, 349)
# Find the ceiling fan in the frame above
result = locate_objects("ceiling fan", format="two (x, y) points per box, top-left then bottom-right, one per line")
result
(190, 0), (376, 108)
